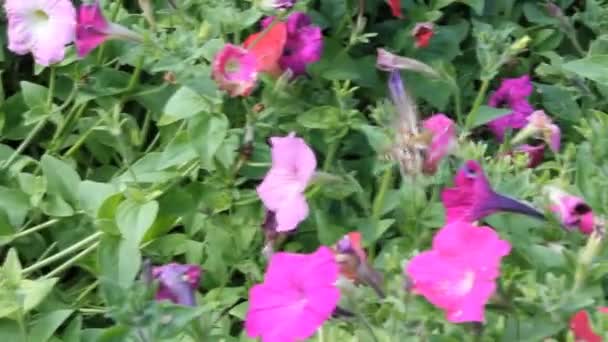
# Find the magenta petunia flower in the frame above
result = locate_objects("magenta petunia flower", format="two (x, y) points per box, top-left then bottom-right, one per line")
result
(546, 186), (595, 234)
(245, 246), (340, 342)
(441, 160), (545, 223)
(75, 1), (142, 57)
(212, 44), (259, 97)
(513, 110), (561, 152)
(487, 75), (535, 141)
(422, 113), (457, 174)
(152, 263), (201, 306)
(4, 0), (76, 66)
(406, 221), (511, 323)
(513, 144), (545, 168)
(256, 133), (317, 232)
(262, 12), (323, 76)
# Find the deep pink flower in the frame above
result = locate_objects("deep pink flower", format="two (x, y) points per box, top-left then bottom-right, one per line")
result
(75, 2), (141, 57)
(570, 310), (603, 342)
(152, 263), (201, 306)
(406, 221), (511, 323)
(487, 75), (535, 141)
(441, 160), (545, 223)
(388, 0), (403, 18)
(256, 133), (317, 232)
(262, 12), (323, 76)
(546, 186), (595, 234)
(245, 246), (340, 342)
(514, 144), (545, 168)
(4, 0), (76, 66)
(422, 113), (457, 174)
(212, 44), (259, 97)
(412, 22), (434, 48)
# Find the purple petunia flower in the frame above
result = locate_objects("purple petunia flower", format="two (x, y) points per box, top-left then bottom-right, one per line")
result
(487, 75), (535, 141)
(262, 12), (323, 76)
(152, 263), (201, 306)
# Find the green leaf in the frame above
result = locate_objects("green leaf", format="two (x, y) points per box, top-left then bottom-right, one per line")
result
(160, 131), (198, 169)
(41, 155), (81, 206)
(537, 84), (580, 121)
(160, 86), (210, 125)
(78, 181), (118, 217)
(562, 55), (608, 85)
(61, 316), (82, 342)
(40, 194), (74, 217)
(98, 235), (141, 289)
(459, 0), (484, 14)
(115, 199), (159, 245)
(465, 105), (512, 130)
(297, 106), (341, 129)
(28, 309), (73, 342)
(96, 325), (131, 342)
(3, 248), (22, 285)
(0, 186), (30, 227)
(20, 82), (48, 109)
(188, 113), (229, 169)
(0, 319), (20, 340)
(19, 278), (59, 314)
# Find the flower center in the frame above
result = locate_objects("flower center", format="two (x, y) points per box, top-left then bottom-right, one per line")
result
(31, 9), (49, 24)
(225, 59), (240, 74)
(453, 270), (475, 296)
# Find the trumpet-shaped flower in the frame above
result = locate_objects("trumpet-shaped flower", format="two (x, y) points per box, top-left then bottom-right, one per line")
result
(260, 12), (323, 76)
(442, 160), (545, 223)
(513, 110), (561, 152)
(406, 221), (511, 323)
(76, 1), (142, 57)
(422, 113), (457, 173)
(4, 0), (76, 66)
(245, 246), (340, 342)
(152, 263), (201, 306)
(212, 44), (259, 97)
(487, 75), (535, 141)
(546, 186), (595, 234)
(376, 48), (437, 75)
(256, 133), (317, 232)
(412, 22), (434, 48)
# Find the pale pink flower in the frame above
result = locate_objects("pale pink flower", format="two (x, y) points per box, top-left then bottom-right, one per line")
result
(406, 221), (511, 323)
(513, 110), (561, 152)
(4, 0), (76, 66)
(422, 113), (457, 173)
(546, 186), (595, 234)
(76, 1), (142, 57)
(212, 44), (258, 97)
(256, 133), (317, 232)
(245, 246), (340, 342)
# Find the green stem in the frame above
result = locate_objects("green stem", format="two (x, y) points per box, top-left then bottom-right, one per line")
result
(47, 67), (56, 107)
(322, 142), (339, 172)
(125, 54), (145, 94)
(372, 167), (392, 221)
(22, 231), (102, 275)
(2, 118), (48, 170)
(75, 280), (99, 304)
(468, 79), (490, 118)
(13, 219), (60, 240)
(44, 241), (100, 278)
(63, 118), (104, 157)
(318, 325), (325, 342)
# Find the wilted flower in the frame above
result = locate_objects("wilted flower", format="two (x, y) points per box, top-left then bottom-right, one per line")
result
(259, 12), (323, 76)
(406, 221), (511, 323)
(76, 1), (142, 57)
(545, 186), (595, 234)
(512, 110), (561, 152)
(256, 133), (317, 232)
(412, 22), (434, 48)
(487, 75), (535, 141)
(570, 309), (605, 342)
(376, 48), (437, 76)
(513, 144), (545, 168)
(152, 263), (201, 306)
(4, 0), (76, 66)
(333, 232), (384, 297)
(245, 246), (340, 342)
(388, 0), (403, 18)
(212, 44), (259, 97)
(421, 113), (457, 174)
(442, 160), (545, 222)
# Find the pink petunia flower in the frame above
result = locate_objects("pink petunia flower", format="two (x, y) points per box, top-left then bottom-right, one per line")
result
(152, 263), (201, 306)
(212, 44), (259, 97)
(570, 309), (604, 342)
(441, 160), (545, 223)
(406, 221), (511, 323)
(4, 0), (76, 66)
(422, 113), (457, 174)
(256, 133), (317, 232)
(487, 75), (535, 141)
(75, 1), (142, 57)
(412, 22), (434, 48)
(513, 110), (561, 152)
(513, 144), (545, 168)
(546, 186), (595, 234)
(245, 246), (340, 342)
